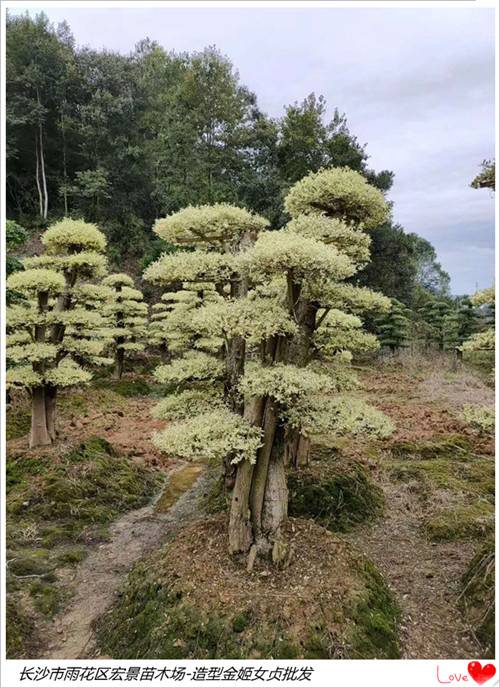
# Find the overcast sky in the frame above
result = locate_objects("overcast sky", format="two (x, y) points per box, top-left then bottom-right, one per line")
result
(11, 4), (497, 294)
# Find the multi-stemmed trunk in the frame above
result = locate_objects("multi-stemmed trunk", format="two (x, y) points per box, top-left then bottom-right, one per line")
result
(282, 289), (318, 470)
(228, 398), (288, 567)
(228, 335), (290, 567)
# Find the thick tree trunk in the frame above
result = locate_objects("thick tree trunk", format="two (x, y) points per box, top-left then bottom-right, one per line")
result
(284, 428), (311, 468)
(228, 401), (288, 567)
(228, 337), (290, 566)
(30, 386), (51, 448)
(225, 336), (245, 413)
(45, 385), (57, 442)
(284, 298), (318, 470)
(114, 348), (125, 379)
(228, 397), (265, 555)
(261, 425), (289, 565)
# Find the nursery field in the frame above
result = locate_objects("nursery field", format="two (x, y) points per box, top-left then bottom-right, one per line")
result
(6, 354), (495, 660)
(4, 8), (496, 674)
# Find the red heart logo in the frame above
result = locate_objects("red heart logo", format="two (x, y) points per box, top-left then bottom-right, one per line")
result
(468, 662), (496, 686)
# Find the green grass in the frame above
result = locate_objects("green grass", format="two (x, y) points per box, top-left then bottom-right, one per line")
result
(387, 434), (494, 542)
(424, 501), (494, 542)
(6, 404), (31, 440)
(7, 437), (161, 531)
(349, 559), (401, 659)
(288, 451), (384, 532)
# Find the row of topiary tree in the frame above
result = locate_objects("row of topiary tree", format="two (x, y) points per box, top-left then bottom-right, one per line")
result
(6, 166), (495, 565)
(6, 220), (148, 446)
(371, 292), (494, 354)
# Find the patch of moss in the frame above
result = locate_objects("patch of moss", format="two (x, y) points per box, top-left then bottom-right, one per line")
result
(288, 456), (384, 532)
(95, 520), (400, 660)
(232, 610), (253, 633)
(460, 539), (495, 657)
(388, 433), (495, 543)
(388, 457), (495, 501)
(94, 377), (155, 397)
(424, 500), (494, 541)
(29, 580), (65, 617)
(95, 562), (246, 659)
(58, 386), (126, 416)
(390, 434), (474, 461)
(349, 559), (401, 659)
(6, 597), (36, 658)
(155, 464), (204, 513)
(6, 438), (163, 657)
(7, 437), (161, 529)
(56, 546), (87, 566)
(6, 406), (31, 440)
(202, 470), (228, 515)
(8, 549), (53, 578)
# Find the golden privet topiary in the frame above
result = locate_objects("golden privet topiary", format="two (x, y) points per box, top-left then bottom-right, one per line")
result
(6, 218), (111, 447)
(145, 170), (393, 567)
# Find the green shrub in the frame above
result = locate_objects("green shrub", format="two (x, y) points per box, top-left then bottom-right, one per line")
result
(288, 456), (384, 532)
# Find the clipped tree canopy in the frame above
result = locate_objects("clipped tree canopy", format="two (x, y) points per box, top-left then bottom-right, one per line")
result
(154, 203), (269, 248)
(41, 218), (107, 254)
(239, 362), (334, 409)
(291, 395), (394, 438)
(102, 273), (135, 289)
(6, 268), (65, 296)
(286, 215), (371, 265)
(191, 293), (298, 346)
(284, 167), (388, 228)
(144, 250), (239, 285)
(154, 351), (225, 385)
(243, 231), (355, 282)
(152, 409), (263, 464)
(470, 286), (495, 307)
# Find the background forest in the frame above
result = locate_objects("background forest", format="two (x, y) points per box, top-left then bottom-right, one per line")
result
(6, 11), (451, 310)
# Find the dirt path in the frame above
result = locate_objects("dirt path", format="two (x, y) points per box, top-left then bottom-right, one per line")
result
(345, 479), (481, 659)
(44, 465), (214, 659)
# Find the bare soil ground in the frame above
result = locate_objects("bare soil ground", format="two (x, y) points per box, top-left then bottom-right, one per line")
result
(344, 358), (494, 658)
(6, 359), (495, 660)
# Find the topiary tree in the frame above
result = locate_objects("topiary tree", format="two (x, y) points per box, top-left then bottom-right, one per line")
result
(6, 269), (97, 447)
(101, 274), (148, 378)
(456, 297), (480, 347)
(460, 287), (495, 363)
(148, 284), (220, 362)
(6, 218), (110, 446)
(145, 175), (393, 567)
(418, 298), (459, 351)
(6, 219), (28, 305)
(374, 298), (411, 353)
(471, 160), (495, 191)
